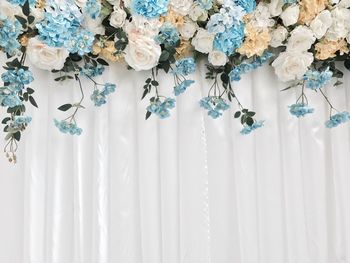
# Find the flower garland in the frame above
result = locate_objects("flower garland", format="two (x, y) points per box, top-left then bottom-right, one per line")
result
(1, 0), (350, 163)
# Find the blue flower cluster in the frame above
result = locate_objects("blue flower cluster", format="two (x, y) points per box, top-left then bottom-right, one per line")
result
(283, 0), (297, 3)
(0, 93), (22, 107)
(229, 52), (274, 81)
(240, 121), (264, 135)
(12, 116), (32, 128)
(0, 18), (22, 56)
(132, 0), (169, 18)
(303, 68), (333, 90)
(199, 96), (230, 119)
(197, 0), (213, 10)
(80, 64), (105, 78)
(234, 0), (256, 13)
(213, 23), (245, 56)
(172, 58), (196, 76)
(65, 29), (94, 56)
(289, 103), (314, 118)
(84, 0), (101, 19)
(156, 23), (180, 46)
(6, 0), (35, 6)
(90, 83), (116, 107)
(325, 112), (350, 128)
(54, 119), (83, 135)
(174, 80), (195, 96)
(2, 68), (34, 91)
(147, 98), (176, 119)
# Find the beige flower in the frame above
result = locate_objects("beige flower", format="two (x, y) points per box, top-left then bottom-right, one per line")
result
(315, 38), (349, 60)
(175, 40), (193, 59)
(93, 41), (123, 62)
(298, 0), (327, 24)
(237, 24), (271, 58)
(159, 8), (184, 27)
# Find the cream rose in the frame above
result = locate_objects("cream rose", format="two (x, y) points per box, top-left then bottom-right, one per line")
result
(272, 51), (314, 82)
(287, 26), (315, 52)
(268, 0), (284, 17)
(191, 28), (215, 54)
(325, 7), (350, 40)
(309, 10), (332, 39)
(124, 36), (161, 71)
(189, 3), (208, 21)
(208, 51), (227, 66)
(270, 26), (288, 47)
(0, 1), (22, 19)
(110, 8), (127, 28)
(170, 0), (193, 16)
(27, 38), (69, 71)
(83, 17), (105, 35)
(178, 19), (198, 40)
(280, 4), (300, 27)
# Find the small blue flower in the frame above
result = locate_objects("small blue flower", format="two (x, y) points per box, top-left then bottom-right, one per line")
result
(289, 103), (314, 118)
(240, 120), (264, 135)
(65, 29), (94, 56)
(0, 18), (22, 56)
(173, 58), (196, 76)
(0, 94), (22, 107)
(90, 90), (107, 106)
(156, 23), (180, 46)
(13, 115), (32, 127)
(54, 119), (83, 135)
(325, 112), (350, 128)
(6, 0), (35, 6)
(131, 0), (169, 18)
(84, 0), (101, 19)
(234, 0), (256, 13)
(2, 68), (34, 91)
(303, 68), (333, 90)
(213, 23), (245, 56)
(102, 83), (116, 96)
(199, 96), (230, 119)
(146, 97), (176, 119)
(80, 64), (105, 78)
(174, 80), (195, 96)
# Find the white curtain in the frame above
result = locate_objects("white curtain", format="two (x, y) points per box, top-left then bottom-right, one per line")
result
(1, 56), (350, 263)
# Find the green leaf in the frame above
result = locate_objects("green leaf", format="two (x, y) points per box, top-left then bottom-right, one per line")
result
(151, 80), (159, 86)
(344, 60), (350, 71)
(27, 87), (34, 94)
(29, 96), (38, 108)
(13, 131), (21, 142)
(97, 58), (109, 66)
(234, 111), (241, 118)
(15, 15), (27, 27)
(246, 117), (254, 126)
(58, 104), (72, 111)
(22, 0), (30, 16)
(141, 89), (149, 100)
(2, 117), (11, 124)
(145, 111), (152, 120)
(159, 51), (169, 62)
(247, 111), (256, 117)
(27, 15), (35, 24)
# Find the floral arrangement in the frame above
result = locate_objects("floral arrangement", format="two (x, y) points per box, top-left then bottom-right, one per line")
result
(1, 0), (350, 162)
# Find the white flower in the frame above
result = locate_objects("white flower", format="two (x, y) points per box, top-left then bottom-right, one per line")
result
(280, 4), (300, 27)
(178, 19), (198, 40)
(170, 0), (193, 15)
(75, 0), (86, 7)
(268, 0), (284, 17)
(310, 10), (332, 39)
(27, 38), (69, 71)
(83, 17), (105, 35)
(124, 15), (161, 38)
(124, 36), (161, 71)
(189, 3), (208, 21)
(107, 0), (121, 5)
(272, 51), (314, 82)
(0, 1), (22, 19)
(208, 51), (227, 66)
(325, 7), (350, 40)
(110, 8), (127, 28)
(270, 26), (288, 47)
(339, 0), (350, 7)
(250, 3), (275, 28)
(191, 29), (215, 54)
(30, 7), (45, 23)
(287, 26), (315, 52)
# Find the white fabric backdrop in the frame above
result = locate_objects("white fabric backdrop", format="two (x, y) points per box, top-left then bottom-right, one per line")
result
(1, 56), (350, 263)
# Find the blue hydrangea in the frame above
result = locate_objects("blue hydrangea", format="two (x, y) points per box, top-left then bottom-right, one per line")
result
(13, 116), (32, 127)
(1, 68), (34, 91)
(234, 0), (256, 13)
(240, 120), (264, 135)
(90, 83), (116, 106)
(174, 80), (195, 96)
(303, 68), (333, 90)
(54, 119), (83, 135)
(132, 0), (169, 18)
(0, 93), (22, 107)
(156, 23), (180, 46)
(0, 18), (22, 56)
(6, 0), (36, 6)
(102, 83), (116, 96)
(199, 96), (230, 119)
(147, 98), (176, 119)
(84, 0), (101, 19)
(65, 29), (94, 56)
(37, 13), (80, 47)
(197, 0), (213, 10)
(80, 64), (105, 77)
(213, 23), (245, 56)
(172, 58), (196, 76)
(289, 103), (314, 118)
(325, 112), (350, 128)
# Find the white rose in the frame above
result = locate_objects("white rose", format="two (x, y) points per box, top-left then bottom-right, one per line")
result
(110, 8), (127, 28)
(339, 0), (350, 7)
(178, 19), (198, 40)
(191, 28), (215, 54)
(250, 3), (275, 28)
(270, 26), (288, 47)
(268, 0), (284, 17)
(280, 4), (300, 27)
(325, 7), (350, 40)
(75, 0), (86, 7)
(124, 15), (161, 38)
(30, 7), (45, 23)
(287, 26), (315, 52)
(124, 36), (161, 71)
(27, 38), (69, 71)
(83, 17), (105, 35)
(170, 0), (193, 15)
(208, 51), (227, 66)
(309, 10), (332, 39)
(107, 0), (120, 5)
(0, 1), (22, 19)
(189, 4), (208, 21)
(272, 51), (314, 82)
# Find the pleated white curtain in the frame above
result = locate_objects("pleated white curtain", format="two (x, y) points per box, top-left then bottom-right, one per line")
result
(1, 55), (350, 263)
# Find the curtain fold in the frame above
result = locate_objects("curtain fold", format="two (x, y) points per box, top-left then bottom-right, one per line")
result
(1, 57), (350, 263)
